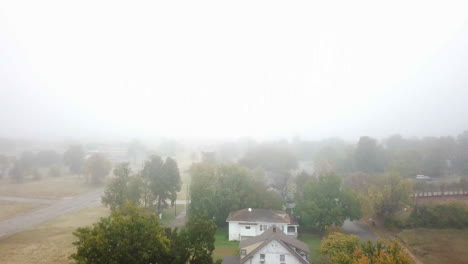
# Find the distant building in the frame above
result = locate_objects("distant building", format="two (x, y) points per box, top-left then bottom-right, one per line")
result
(223, 225), (310, 264)
(226, 208), (299, 241)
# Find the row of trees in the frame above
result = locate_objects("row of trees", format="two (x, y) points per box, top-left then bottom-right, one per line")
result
(0, 145), (114, 185)
(307, 131), (468, 178)
(102, 156), (181, 214)
(189, 163), (284, 226)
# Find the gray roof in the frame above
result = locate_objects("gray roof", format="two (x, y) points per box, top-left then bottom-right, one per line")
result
(222, 255), (240, 264)
(239, 225), (310, 254)
(226, 208), (294, 224)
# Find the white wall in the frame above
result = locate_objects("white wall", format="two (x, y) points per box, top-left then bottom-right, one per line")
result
(228, 222), (295, 241)
(248, 240), (303, 264)
(229, 222), (241, 241)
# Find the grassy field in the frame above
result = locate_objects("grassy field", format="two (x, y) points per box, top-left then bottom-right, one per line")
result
(297, 233), (322, 260)
(0, 200), (45, 221)
(0, 205), (109, 264)
(213, 227), (239, 261)
(399, 228), (468, 264)
(0, 175), (97, 199)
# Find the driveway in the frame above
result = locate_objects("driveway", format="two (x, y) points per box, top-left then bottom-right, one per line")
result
(341, 220), (377, 241)
(0, 189), (103, 239)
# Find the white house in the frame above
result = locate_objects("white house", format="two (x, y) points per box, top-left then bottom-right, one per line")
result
(226, 208), (299, 241)
(223, 225), (311, 264)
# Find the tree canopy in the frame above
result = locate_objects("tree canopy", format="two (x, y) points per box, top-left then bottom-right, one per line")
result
(70, 203), (171, 264)
(64, 145), (85, 174)
(102, 156), (181, 214)
(189, 163), (283, 226)
(319, 232), (412, 264)
(295, 173), (362, 232)
(84, 154), (111, 185)
(70, 203), (220, 264)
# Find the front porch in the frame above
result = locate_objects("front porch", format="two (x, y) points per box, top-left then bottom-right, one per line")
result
(287, 224), (299, 237)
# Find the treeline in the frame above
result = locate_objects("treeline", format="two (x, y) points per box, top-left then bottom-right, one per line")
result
(387, 202), (468, 229)
(0, 144), (112, 185)
(291, 131), (468, 178)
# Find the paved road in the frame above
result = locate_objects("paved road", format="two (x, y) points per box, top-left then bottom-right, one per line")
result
(0, 189), (103, 239)
(341, 220), (377, 241)
(0, 196), (56, 205)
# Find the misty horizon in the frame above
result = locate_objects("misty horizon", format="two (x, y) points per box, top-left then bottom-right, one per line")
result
(1, 1), (468, 142)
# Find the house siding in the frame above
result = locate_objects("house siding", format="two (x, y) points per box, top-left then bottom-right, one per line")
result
(243, 240), (303, 264)
(228, 222), (297, 241)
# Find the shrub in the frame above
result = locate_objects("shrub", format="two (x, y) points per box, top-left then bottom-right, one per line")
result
(408, 202), (468, 228)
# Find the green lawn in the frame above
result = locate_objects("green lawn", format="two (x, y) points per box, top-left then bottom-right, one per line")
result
(213, 227), (239, 261)
(297, 233), (322, 260)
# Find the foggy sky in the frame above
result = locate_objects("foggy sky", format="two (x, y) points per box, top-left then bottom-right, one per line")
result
(1, 1), (468, 141)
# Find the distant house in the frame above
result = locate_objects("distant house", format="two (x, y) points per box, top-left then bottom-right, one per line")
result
(223, 225), (311, 264)
(226, 208), (299, 241)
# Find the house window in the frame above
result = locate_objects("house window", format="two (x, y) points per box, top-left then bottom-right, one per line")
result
(260, 225), (262, 231)
(263, 225), (267, 231)
(280, 254), (285, 263)
(240, 249), (246, 256)
(260, 254), (265, 263)
(287, 226), (296, 233)
(245, 226), (250, 229)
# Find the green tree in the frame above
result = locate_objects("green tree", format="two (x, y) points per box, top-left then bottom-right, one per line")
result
(70, 203), (171, 264)
(295, 173), (362, 232)
(189, 163), (218, 221)
(175, 217), (218, 264)
(64, 145), (85, 174)
(102, 163), (140, 210)
(373, 173), (412, 217)
(189, 163), (283, 226)
(141, 156), (181, 213)
(84, 154), (111, 185)
(355, 136), (386, 173)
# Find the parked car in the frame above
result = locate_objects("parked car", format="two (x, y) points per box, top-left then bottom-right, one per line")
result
(416, 175), (431, 180)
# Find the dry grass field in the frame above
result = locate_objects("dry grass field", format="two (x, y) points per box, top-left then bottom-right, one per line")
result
(0, 175), (97, 199)
(399, 228), (468, 264)
(0, 205), (109, 264)
(0, 200), (45, 221)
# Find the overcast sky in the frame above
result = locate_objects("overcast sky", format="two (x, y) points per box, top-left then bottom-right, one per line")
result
(1, 0), (467, 141)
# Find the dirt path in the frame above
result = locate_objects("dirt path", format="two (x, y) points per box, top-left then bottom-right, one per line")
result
(0, 189), (103, 239)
